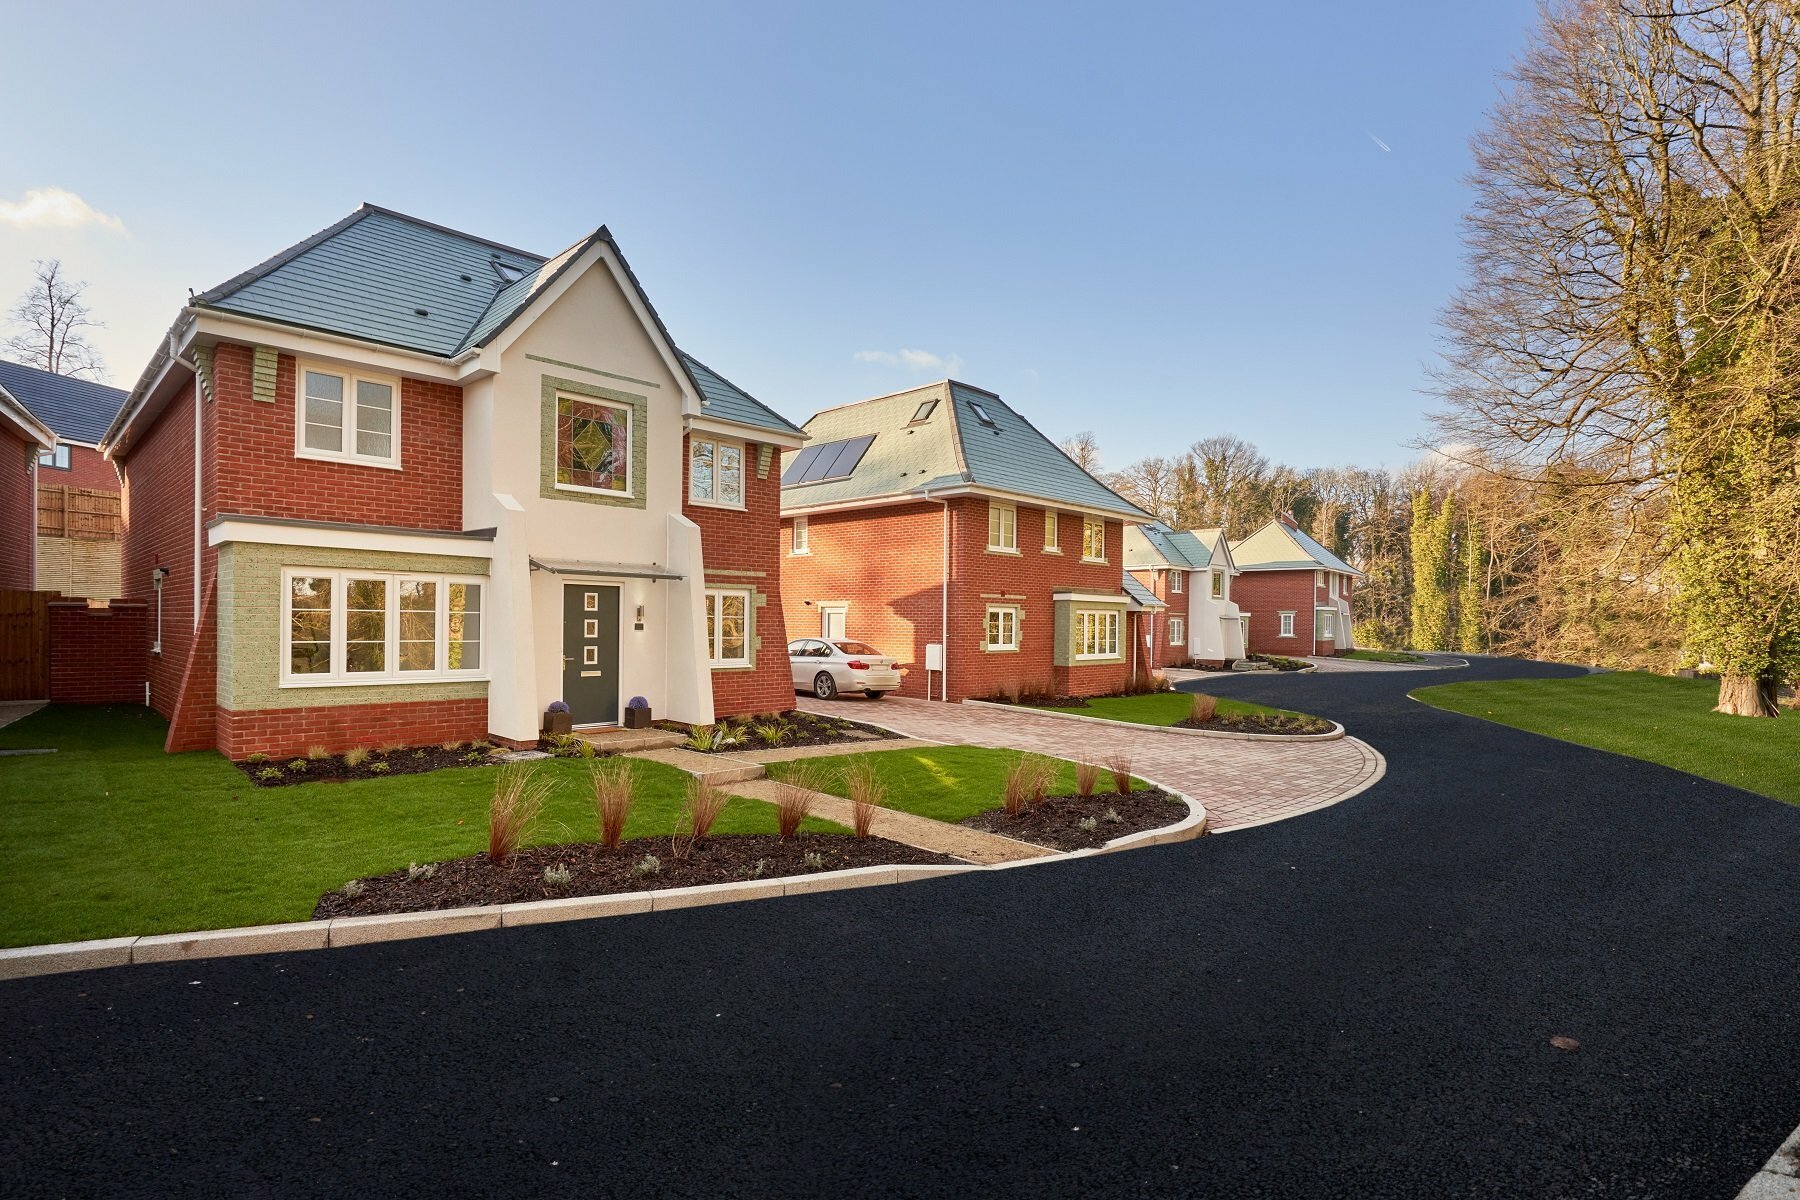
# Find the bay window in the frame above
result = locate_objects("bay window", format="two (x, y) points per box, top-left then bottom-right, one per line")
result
(1075, 609), (1120, 659)
(282, 569), (485, 685)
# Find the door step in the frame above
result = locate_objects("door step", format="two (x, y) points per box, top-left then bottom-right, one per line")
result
(575, 728), (686, 753)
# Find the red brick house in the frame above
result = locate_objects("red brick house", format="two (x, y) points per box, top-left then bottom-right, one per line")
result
(0, 379), (55, 591)
(0, 359), (127, 598)
(101, 204), (805, 758)
(1124, 522), (1246, 669)
(779, 382), (1154, 702)
(1229, 514), (1364, 657)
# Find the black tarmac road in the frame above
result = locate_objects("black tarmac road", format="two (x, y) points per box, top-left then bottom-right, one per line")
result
(4, 656), (1798, 1198)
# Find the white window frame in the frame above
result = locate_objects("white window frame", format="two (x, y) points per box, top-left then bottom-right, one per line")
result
(1168, 616), (1185, 645)
(1082, 517), (1107, 563)
(1075, 609), (1121, 659)
(1278, 611), (1296, 638)
(37, 444), (70, 470)
(553, 390), (635, 498)
(294, 360), (402, 470)
(985, 605), (1021, 652)
(988, 502), (1018, 552)
(1043, 510), (1061, 553)
(1169, 570), (1182, 594)
(1211, 569), (1224, 598)
(688, 435), (746, 509)
(705, 587), (753, 668)
(791, 516), (810, 555)
(1315, 569), (1324, 588)
(279, 568), (486, 687)
(1316, 607), (1337, 641)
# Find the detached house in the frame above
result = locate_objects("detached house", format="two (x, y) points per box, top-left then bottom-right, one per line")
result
(0, 360), (127, 598)
(1230, 514), (1364, 657)
(1124, 522), (1246, 668)
(103, 204), (805, 758)
(779, 382), (1154, 702)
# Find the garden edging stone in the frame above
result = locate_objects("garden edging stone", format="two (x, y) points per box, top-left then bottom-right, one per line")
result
(960, 698), (1347, 742)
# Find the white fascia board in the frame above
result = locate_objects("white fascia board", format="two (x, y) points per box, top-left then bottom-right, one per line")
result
(0, 385), (54, 449)
(1052, 591), (1129, 604)
(781, 484), (1144, 523)
(190, 312), (460, 382)
(208, 518), (495, 559)
(916, 483), (1150, 523)
(686, 413), (805, 449)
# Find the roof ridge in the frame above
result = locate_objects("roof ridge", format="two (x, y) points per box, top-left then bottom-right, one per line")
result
(803, 380), (947, 422)
(355, 203), (545, 262)
(457, 227), (607, 353)
(678, 350), (805, 438)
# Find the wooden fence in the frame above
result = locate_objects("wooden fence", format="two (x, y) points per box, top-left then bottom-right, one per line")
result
(0, 590), (50, 702)
(37, 486), (121, 541)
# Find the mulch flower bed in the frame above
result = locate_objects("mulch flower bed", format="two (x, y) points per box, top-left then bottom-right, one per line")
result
(1177, 712), (1334, 735)
(1251, 654), (1313, 672)
(961, 788), (1191, 852)
(236, 742), (506, 788)
(653, 711), (901, 753)
(313, 834), (959, 918)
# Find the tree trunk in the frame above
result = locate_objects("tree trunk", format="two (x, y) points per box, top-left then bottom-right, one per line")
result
(1715, 673), (1781, 718)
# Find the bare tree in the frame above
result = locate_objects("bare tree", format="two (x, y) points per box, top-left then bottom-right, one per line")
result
(1059, 431), (1102, 474)
(4, 259), (106, 379)
(1107, 456), (1178, 523)
(1187, 435), (1271, 534)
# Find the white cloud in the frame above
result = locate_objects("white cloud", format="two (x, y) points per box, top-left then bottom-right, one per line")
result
(0, 187), (126, 233)
(853, 347), (963, 375)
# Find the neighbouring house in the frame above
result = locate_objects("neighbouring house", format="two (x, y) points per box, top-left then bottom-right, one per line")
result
(101, 204), (806, 758)
(1124, 521), (1246, 668)
(0, 378), (55, 591)
(778, 381), (1154, 702)
(1230, 513), (1364, 657)
(0, 360), (127, 597)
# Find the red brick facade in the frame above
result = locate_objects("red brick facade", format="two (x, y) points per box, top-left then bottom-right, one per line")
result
(0, 426), (36, 590)
(1233, 568), (1353, 657)
(682, 434), (796, 718)
(37, 443), (120, 494)
(48, 601), (148, 703)
(119, 380), (199, 725)
(215, 697), (490, 760)
(781, 498), (1136, 702)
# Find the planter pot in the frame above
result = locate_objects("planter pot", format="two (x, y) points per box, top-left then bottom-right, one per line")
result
(543, 711), (573, 737)
(623, 707), (652, 730)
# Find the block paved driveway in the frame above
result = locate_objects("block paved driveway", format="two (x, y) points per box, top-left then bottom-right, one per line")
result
(5, 655), (1800, 1197)
(798, 693), (1385, 831)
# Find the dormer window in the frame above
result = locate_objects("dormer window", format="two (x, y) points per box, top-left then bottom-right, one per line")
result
(297, 362), (399, 469)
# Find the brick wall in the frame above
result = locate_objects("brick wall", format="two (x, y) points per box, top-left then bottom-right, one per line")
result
(210, 344), (464, 531)
(683, 434), (795, 718)
(37, 443), (119, 494)
(1127, 566), (1193, 670)
(781, 498), (1134, 702)
(0, 426), (34, 589)
(217, 697), (490, 760)
(118, 380), (198, 718)
(48, 601), (148, 703)
(1234, 569), (1321, 656)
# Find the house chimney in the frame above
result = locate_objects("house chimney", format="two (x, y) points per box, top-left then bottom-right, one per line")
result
(1277, 511), (1299, 529)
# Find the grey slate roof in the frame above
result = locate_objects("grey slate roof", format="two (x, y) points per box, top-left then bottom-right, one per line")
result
(782, 380), (1150, 519)
(192, 205), (802, 438)
(1126, 521), (1214, 570)
(1120, 573), (1166, 609)
(0, 359), (127, 444)
(1231, 519), (1364, 578)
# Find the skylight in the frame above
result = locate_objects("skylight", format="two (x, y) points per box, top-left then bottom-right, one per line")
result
(492, 258), (526, 284)
(910, 399), (938, 423)
(969, 401), (996, 428)
(782, 434), (877, 485)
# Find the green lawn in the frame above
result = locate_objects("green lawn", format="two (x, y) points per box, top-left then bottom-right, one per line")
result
(1342, 649), (1426, 664)
(1037, 691), (1311, 727)
(0, 705), (840, 948)
(767, 745), (1105, 823)
(1413, 672), (1800, 804)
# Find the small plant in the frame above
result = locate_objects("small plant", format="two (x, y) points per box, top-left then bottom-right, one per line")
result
(803, 851), (825, 870)
(842, 759), (883, 839)
(631, 853), (663, 878)
(1103, 807), (1123, 824)
(1148, 670), (1171, 692)
(1103, 752), (1134, 795)
(306, 744), (330, 761)
(412, 749), (427, 760)
(244, 752), (268, 764)
(407, 862), (438, 880)
(1003, 754), (1057, 812)
(462, 750), (485, 765)
(547, 700), (571, 715)
(287, 759), (309, 773)
(471, 740), (494, 752)
(1190, 693), (1219, 723)
(684, 724), (718, 752)
(340, 878), (366, 898)
(256, 767), (282, 781)
(627, 696), (649, 710)
(543, 863), (572, 887)
(774, 763), (821, 839)
(589, 758), (635, 849)
(441, 739), (464, 753)
(685, 778), (728, 840)
(368, 761), (391, 774)
(1077, 816), (1098, 832)
(1075, 761), (1100, 798)
(740, 858), (769, 879)
(753, 719), (792, 745)
(488, 765), (552, 865)
(379, 740), (408, 756)
(343, 746), (371, 768)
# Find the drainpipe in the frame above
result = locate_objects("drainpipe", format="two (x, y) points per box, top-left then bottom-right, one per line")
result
(918, 486), (951, 702)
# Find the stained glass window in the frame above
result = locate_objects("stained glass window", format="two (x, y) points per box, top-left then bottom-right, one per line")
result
(557, 395), (630, 493)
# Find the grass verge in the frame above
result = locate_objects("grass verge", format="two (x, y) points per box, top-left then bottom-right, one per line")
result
(0, 705), (841, 948)
(1412, 672), (1800, 805)
(766, 745), (1120, 824)
(1341, 649), (1426, 664)
(1037, 692), (1318, 727)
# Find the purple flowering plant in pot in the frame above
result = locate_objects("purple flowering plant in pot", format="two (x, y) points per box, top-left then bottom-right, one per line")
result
(543, 699), (573, 736)
(623, 695), (652, 729)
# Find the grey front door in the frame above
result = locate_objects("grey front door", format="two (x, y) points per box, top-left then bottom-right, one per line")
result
(563, 584), (621, 726)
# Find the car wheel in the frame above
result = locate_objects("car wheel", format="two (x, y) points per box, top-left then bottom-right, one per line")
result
(863, 690), (885, 700)
(813, 672), (838, 700)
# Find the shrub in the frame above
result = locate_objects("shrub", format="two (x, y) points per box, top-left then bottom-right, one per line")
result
(1075, 761), (1100, 798)
(547, 700), (570, 715)
(307, 745), (330, 761)
(685, 778), (728, 840)
(1002, 754), (1055, 814)
(407, 862), (437, 880)
(342, 746), (371, 768)
(589, 758), (634, 849)
(545, 733), (593, 759)
(774, 764), (821, 839)
(998, 679), (1022, 705)
(753, 720), (791, 745)
(631, 853), (662, 878)
(684, 724), (718, 752)
(340, 879), (365, 898)
(543, 863), (572, 887)
(256, 767), (282, 781)
(1190, 693), (1219, 723)
(471, 740), (494, 752)
(803, 851), (825, 870)
(1103, 752), (1134, 795)
(488, 765), (552, 864)
(287, 759), (309, 773)
(244, 752), (268, 764)
(368, 761), (391, 774)
(842, 759), (883, 839)
(412, 749), (427, 760)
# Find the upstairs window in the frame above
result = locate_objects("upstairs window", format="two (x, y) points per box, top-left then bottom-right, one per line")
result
(1211, 569), (1224, 598)
(1082, 517), (1106, 562)
(988, 502), (1017, 551)
(36, 445), (70, 470)
(298, 363), (399, 468)
(689, 437), (744, 508)
(1170, 571), (1182, 594)
(791, 516), (810, 554)
(556, 392), (632, 496)
(1044, 510), (1060, 552)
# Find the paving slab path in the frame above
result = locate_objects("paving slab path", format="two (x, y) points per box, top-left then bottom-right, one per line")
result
(797, 694), (1383, 832)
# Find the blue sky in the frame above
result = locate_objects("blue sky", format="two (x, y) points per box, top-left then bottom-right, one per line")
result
(0, 0), (1536, 471)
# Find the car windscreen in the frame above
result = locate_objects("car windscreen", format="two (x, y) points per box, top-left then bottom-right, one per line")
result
(831, 642), (881, 656)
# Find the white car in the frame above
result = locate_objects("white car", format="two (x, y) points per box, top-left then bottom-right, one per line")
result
(788, 639), (902, 700)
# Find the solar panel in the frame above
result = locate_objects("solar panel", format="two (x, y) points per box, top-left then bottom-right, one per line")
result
(781, 443), (827, 484)
(782, 434), (876, 485)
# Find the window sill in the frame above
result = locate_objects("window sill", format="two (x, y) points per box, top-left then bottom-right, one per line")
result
(985, 546), (1022, 556)
(1081, 557), (1108, 565)
(983, 645), (1021, 654)
(709, 662), (756, 672)
(1042, 547), (1062, 555)
(296, 448), (403, 472)
(280, 673), (489, 689)
(789, 550), (811, 557)
(689, 497), (747, 512)
(1072, 655), (1124, 664)
(555, 482), (636, 500)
